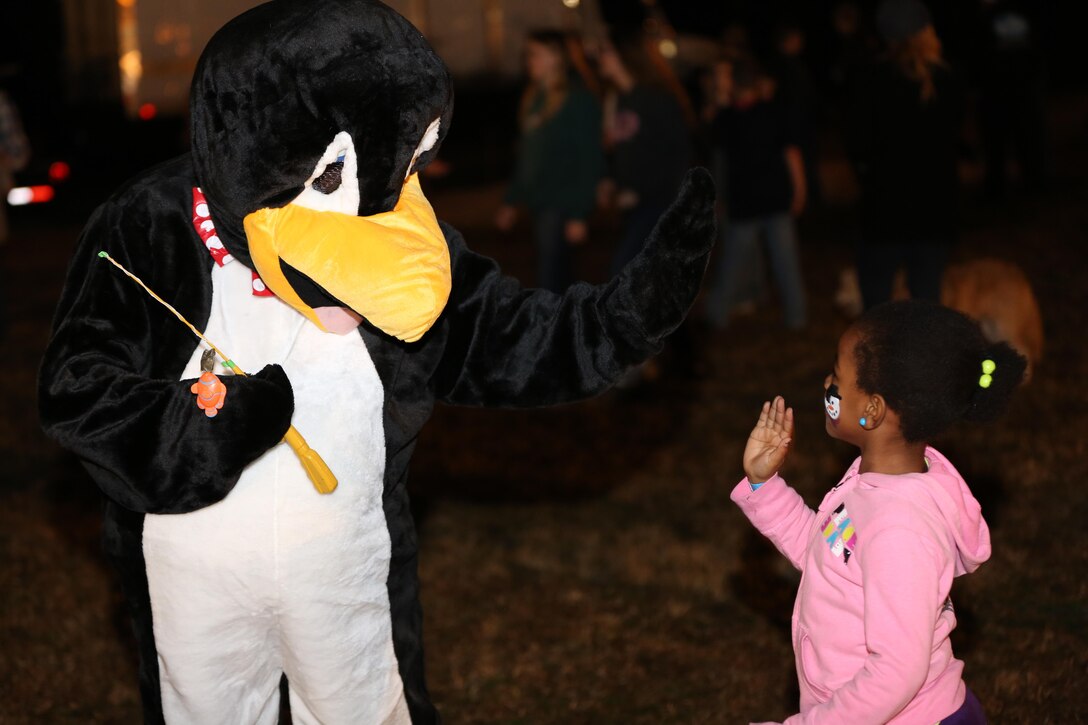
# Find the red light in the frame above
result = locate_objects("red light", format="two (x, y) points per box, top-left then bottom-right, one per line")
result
(7, 185), (55, 205)
(48, 161), (71, 182)
(30, 185), (55, 203)
(138, 103), (157, 121)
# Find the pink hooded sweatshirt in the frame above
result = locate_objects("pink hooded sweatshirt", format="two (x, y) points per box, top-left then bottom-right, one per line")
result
(731, 447), (990, 725)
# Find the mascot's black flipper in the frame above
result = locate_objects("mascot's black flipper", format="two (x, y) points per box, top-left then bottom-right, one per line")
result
(435, 167), (716, 407)
(609, 167), (718, 342)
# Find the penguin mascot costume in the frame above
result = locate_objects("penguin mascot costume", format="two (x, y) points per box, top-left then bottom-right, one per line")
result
(38, 1), (716, 722)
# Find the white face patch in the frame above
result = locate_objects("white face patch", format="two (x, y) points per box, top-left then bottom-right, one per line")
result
(290, 120), (440, 214)
(293, 131), (360, 215)
(405, 117), (441, 180)
(825, 383), (842, 422)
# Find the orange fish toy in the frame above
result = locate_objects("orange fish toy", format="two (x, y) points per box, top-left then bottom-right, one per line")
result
(191, 348), (228, 417)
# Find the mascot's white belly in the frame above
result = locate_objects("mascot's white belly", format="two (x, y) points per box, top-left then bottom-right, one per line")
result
(142, 260), (410, 725)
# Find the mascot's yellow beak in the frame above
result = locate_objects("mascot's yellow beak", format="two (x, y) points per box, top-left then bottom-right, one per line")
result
(243, 174), (451, 342)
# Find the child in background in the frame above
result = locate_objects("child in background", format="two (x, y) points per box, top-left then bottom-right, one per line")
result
(733, 300), (1025, 724)
(703, 56), (808, 330)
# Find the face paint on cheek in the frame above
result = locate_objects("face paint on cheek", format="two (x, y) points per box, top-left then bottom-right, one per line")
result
(825, 383), (842, 423)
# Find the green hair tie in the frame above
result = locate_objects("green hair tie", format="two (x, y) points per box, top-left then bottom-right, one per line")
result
(979, 359), (996, 389)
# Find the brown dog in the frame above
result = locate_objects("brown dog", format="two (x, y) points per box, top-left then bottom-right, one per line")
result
(835, 258), (1044, 379)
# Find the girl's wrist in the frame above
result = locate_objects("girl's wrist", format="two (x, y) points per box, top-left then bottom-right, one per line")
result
(744, 469), (770, 487)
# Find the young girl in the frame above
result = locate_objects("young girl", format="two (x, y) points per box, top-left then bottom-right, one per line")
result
(733, 300), (1025, 724)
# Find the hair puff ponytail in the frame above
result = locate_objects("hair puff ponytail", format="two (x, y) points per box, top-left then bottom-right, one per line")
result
(962, 341), (1028, 424)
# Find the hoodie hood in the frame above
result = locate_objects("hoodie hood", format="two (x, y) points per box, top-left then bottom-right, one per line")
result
(922, 446), (991, 574)
(857, 446), (991, 575)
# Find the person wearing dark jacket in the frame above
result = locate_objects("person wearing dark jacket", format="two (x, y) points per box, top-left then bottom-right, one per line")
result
(847, 0), (966, 309)
(704, 57), (808, 331)
(496, 30), (604, 293)
(596, 29), (694, 278)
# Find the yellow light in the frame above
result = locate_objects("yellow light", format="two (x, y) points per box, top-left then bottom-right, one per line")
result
(119, 50), (143, 81)
(562, 0), (580, 7)
(116, 0), (135, 6)
(658, 38), (678, 58)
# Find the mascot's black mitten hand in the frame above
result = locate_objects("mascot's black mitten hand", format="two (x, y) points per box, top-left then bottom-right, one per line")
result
(436, 167), (716, 408)
(38, 188), (297, 515)
(602, 166), (717, 362)
(40, 353), (295, 515)
(234, 363), (295, 435)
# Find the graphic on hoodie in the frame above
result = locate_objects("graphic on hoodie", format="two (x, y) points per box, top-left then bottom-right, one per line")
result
(820, 503), (857, 564)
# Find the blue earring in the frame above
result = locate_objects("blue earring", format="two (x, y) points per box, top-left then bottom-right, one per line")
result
(859, 417), (868, 427)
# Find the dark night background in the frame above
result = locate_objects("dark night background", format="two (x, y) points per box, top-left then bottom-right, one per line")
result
(0, 1), (1083, 200)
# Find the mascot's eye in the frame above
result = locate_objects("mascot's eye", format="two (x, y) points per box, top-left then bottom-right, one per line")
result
(312, 160), (344, 194)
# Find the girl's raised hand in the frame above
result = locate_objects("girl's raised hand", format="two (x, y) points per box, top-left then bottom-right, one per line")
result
(743, 396), (794, 484)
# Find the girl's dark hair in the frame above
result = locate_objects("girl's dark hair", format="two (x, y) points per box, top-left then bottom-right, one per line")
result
(853, 300), (1027, 443)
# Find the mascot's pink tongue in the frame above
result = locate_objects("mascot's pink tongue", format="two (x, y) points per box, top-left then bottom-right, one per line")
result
(243, 174), (451, 342)
(314, 306), (364, 335)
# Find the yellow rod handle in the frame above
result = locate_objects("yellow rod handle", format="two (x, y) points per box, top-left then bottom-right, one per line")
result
(283, 427), (338, 494)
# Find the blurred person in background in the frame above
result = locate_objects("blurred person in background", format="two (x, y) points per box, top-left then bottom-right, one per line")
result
(0, 74), (30, 339)
(720, 21), (753, 65)
(596, 27), (694, 278)
(847, 0), (965, 309)
(700, 50), (767, 320)
(0, 82), (29, 246)
(704, 55), (808, 332)
(770, 18), (823, 208)
(970, 0), (1049, 200)
(595, 27), (699, 383)
(825, 1), (878, 109)
(495, 29), (604, 293)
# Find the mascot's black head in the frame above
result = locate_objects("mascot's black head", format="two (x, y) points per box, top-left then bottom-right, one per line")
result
(191, 0), (452, 223)
(188, 0), (455, 338)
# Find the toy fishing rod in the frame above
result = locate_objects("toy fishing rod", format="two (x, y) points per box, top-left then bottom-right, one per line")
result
(98, 251), (337, 494)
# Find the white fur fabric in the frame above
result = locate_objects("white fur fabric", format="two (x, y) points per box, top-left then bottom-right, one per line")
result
(142, 259), (409, 724)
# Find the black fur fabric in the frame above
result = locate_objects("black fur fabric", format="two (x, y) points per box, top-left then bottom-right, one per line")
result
(38, 158), (295, 514)
(37, 1), (716, 721)
(433, 168), (718, 406)
(190, 0), (454, 272)
(37, 155), (716, 723)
